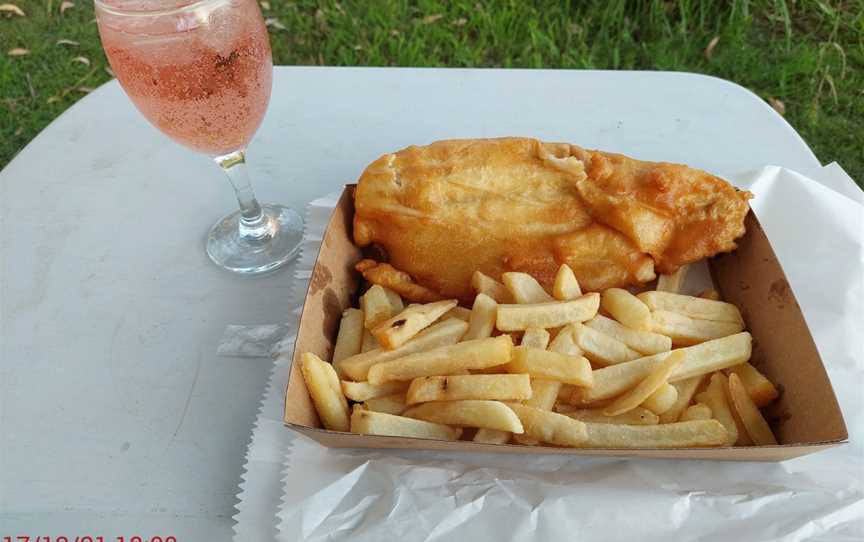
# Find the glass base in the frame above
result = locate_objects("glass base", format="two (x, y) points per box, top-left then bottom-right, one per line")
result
(206, 204), (303, 275)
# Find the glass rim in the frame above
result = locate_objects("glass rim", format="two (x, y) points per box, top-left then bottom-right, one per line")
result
(94, 0), (232, 17)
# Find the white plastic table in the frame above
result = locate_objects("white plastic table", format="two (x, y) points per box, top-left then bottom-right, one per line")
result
(1, 68), (823, 540)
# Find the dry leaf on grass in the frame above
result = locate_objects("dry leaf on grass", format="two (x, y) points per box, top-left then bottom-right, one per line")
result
(768, 98), (786, 115)
(77, 86), (95, 93)
(8, 48), (30, 56)
(0, 3), (25, 16)
(704, 36), (719, 60)
(421, 14), (443, 24)
(264, 17), (285, 30)
(452, 18), (468, 26)
(314, 8), (327, 31)
(259, 1), (270, 9)
(56, 39), (79, 46)
(104, 66), (114, 77)
(60, 1), (74, 14)
(71, 56), (90, 66)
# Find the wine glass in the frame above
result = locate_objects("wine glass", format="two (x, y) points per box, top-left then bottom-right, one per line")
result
(95, 0), (302, 274)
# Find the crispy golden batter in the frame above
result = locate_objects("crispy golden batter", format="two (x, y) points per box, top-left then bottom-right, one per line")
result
(353, 138), (750, 301)
(569, 146), (751, 273)
(355, 259), (443, 303)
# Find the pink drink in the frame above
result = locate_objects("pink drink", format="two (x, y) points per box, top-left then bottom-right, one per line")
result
(97, 0), (272, 155)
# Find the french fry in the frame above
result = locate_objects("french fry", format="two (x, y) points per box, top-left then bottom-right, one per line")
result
(444, 305), (472, 322)
(300, 352), (350, 432)
(547, 325), (583, 356)
(585, 314), (672, 355)
(601, 288), (652, 330)
(679, 403), (713, 421)
(403, 400), (525, 433)
(640, 383), (678, 415)
(355, 260), (443, 303)
(463, 293), (498, 341)
(405, 374), (532, 405)
(718, 372), (754, 445)
(336, 319), (468, 381)
(350, 409), (462, 440)
(557, 384), (576, 402)
(496, 293), (600, 331)
(579, 420), (727, 448)
(658, 375), (706, 423)
(363, 392), (407, 415)
(332, 308), (364, 364)
(361, 329), (379, 353)
(695, 373), (739, 445)
(552, 264), (582, 300)
(571, 332), (752, 404)
(728, 373), (778, 445)
(507, 403), (588, 447)
(570, 396), (615, 409)
(372, 299), (458, 350)
(570, 322), (641, 366)
(603, 351), (685, 416)
(505, 347), (593, 387)
(471, 270), (514, 303)
(525, 379), (560, 410)
(725, 363), (779, 407)
(521, 327), (551, 349)
(669, 332), (752, 381)
(651, 310), (744, 346)
(559, 406), (659, 425)
(468, 330), (515, 375)
(469, 365), (511, 375)
(513, 379), (561, 444)
(473, 428), (512, 444)
(341, 379), (409, 402)
(699, 289), (721, 301)
(361, 285), (396, 329)
(367, 335), (514, 385)
(637, 291), (743, 324)
(383, 287), (404, 313)
(502, 272), (554, 304)
(656, 265), (689, 293)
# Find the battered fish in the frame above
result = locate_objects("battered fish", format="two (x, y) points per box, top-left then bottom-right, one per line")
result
(353, 138), (750, 301)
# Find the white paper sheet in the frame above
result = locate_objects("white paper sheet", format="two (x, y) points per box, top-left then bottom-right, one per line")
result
(232, 194), (340, 541)
(234, 167), (864, 541)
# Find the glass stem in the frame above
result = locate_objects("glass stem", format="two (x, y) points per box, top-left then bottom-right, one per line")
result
(214, 149), (271, 240)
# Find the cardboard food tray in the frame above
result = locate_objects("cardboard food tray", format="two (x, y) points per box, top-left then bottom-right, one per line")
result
(284, 186), (848, 461)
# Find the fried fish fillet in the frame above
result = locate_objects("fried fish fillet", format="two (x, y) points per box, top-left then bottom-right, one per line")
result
(353, 138), (751, 301)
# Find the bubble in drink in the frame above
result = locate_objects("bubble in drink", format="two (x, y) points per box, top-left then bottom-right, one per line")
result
(96, 0), (272, 155)
(201, 2), (244, 57)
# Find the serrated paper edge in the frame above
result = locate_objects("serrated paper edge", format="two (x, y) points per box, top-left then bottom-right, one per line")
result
(232, 192), (343, 541)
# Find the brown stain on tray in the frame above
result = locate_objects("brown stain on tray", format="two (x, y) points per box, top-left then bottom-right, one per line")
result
(322, 289), (342, 342)
(768, 278), (791, 307)
(309, 264), (333, 296)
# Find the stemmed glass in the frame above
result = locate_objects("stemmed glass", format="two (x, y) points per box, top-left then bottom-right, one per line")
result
(95, 0), (302, 274)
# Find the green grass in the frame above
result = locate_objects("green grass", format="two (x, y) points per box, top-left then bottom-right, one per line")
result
(2, 0), (862, 185)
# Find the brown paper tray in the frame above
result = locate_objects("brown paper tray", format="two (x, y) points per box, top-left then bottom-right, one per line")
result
(284, 186), (847, 461)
